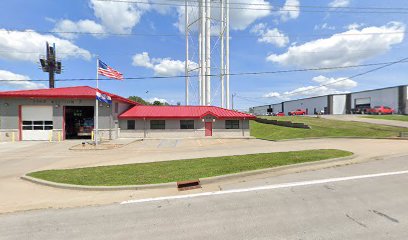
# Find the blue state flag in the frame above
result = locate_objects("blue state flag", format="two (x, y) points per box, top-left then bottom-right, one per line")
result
(96, 91), (112, 104)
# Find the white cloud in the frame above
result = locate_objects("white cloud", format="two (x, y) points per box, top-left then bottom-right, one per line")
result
(267, 22), (405, 68)
(175, 0), (272, 33)
(152, 59), (186, 76)
(251, 23), (289, 47)
(0, 29), (92, 62)
(279, 0), (300, 21)
(148, 97), (168, 104)
(264, 75), (357, 99)
(132, 52), (154, 68)
(132, 52), (197, 76)
(311, 75), (357, 89)
(53, 19), (105, 39)
(0, 70), (46, 90)
(346, 23), (365, 30)
(90, 0), (148, 34)
(329, 0), (351, 8)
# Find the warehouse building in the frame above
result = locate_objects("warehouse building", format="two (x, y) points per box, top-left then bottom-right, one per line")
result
(0, 86), (254, 141)
(251, 85), (408, 116)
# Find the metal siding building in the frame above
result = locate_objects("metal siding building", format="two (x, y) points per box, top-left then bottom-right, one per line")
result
(283, 95), (330, 115)
(251, 85), (408, 116)
(350, 86), (407, 114)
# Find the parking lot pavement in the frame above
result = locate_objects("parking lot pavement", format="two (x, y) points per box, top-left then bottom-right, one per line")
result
(0, 141), (47, 155)
(0, 138), (408, 213)
(321, 115), (408, 128)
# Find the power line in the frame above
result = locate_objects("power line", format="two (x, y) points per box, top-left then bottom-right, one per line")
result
(0, 59), (407, 82)
(94, 0), (408, 14)
(0, 28), (404, 39)
(237, 57), (408, 101)
(155, 0), (408, 11)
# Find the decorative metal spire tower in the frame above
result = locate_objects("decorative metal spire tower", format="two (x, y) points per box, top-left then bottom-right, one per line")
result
(185, 0), (230, 108)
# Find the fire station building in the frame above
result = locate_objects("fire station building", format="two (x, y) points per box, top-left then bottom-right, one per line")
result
(0, 86), (254, 141)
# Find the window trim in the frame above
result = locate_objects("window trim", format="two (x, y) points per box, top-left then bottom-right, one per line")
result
(225, 120), (240, 129)
(127, 120), (136, 130)
(180, 120), (195, 129)
(150, 120), (166, 130)
(114, 102), (119, 114)
(22, 120), (53, 131)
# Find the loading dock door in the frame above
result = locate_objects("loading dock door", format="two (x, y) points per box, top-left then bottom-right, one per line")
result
(355, 98), (371, 108)
(21, 106), (53, 141)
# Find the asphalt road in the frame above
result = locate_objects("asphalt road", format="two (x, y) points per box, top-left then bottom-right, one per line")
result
(1, 155), (408, 240)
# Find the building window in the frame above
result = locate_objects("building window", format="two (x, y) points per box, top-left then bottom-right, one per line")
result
(150, 120), (165, 130)
(22, 121), (53, 130)
(225, 120), (240, 129)
(180, 120), (194, 129)
(127, 120), (135, 130)
(114, 102), (119, 114)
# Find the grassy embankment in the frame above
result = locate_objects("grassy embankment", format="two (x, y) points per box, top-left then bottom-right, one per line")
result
(250, 116), (407, 141)
(362, 115), (408, 122)
(28, 149), (352, 186)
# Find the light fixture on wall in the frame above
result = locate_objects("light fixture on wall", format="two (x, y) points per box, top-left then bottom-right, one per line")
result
(55, 104), (60, 108)
(3, 103), (9, 107)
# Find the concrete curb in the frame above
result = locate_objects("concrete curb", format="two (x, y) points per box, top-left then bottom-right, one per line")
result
(21, 154), (356, 191)
(21, 175), (176, 191)
(257, 136), (408, 142)
(199, 155), (356, 185)
(133, 137), (255, 140)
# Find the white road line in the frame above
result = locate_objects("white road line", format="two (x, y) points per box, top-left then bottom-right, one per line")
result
(121, 170), (408, 205)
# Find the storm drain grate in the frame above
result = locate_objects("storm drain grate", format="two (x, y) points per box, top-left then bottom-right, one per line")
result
(177, 179), (201, 191)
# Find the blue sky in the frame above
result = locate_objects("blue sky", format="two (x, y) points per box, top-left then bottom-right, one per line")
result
(0, 0), (407, 110)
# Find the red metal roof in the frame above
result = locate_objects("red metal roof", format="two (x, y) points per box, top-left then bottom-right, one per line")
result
(119, 105), (256, 119)
(0, 86), (139, 105)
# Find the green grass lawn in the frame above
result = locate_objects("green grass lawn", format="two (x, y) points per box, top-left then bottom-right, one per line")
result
(27, 149), (352, 186)
(250, 116), (407, 141)
(362, 115), (408, 122)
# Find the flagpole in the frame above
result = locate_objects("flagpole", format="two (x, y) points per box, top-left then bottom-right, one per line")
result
(95, 57), (99, 146)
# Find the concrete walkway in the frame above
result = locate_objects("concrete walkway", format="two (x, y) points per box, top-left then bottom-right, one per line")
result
(0, 138), (408, 213)
(321, 115), (408, 128)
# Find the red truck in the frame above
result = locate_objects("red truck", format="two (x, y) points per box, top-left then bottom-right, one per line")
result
(273, 112), (285, 117)
(288, 109), (306, 116)
(367, 106), (394, 115)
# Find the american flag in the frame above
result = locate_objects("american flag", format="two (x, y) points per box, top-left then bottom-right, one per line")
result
(98, 60), (123, 80)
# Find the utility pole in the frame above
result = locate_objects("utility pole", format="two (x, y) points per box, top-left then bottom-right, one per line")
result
(226, 0), (230, 109)
(232, 93), (236, 110)
(39, 42), (62, 88)
(185, 0), (189, 105)
(205, 0), (211, 105)
(220, 0), (225, 108)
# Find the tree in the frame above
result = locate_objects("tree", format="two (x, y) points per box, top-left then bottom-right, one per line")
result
(153, 100), (163, 106)
(128, 96), (150, 105)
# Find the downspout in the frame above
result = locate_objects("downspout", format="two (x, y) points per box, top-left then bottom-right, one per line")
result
(144, 118), (146, 138)
(242, 118), (245, 137)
